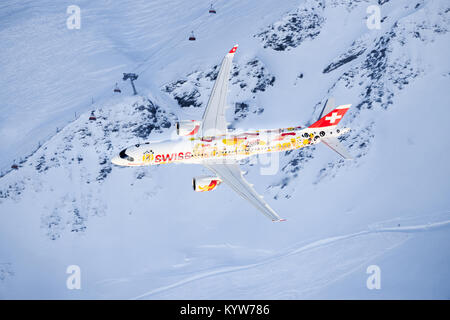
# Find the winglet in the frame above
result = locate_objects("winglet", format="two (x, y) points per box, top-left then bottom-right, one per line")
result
(228, 44), (238, 54)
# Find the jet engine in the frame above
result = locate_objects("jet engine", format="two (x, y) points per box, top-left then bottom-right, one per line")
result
(176, 120), (201, 136)
(192, 176), (222, 192)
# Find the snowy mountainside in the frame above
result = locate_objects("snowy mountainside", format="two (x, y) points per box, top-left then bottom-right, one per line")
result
(261, 0), (450, 198)
(162, 57), (275, 127)
(1, 0), (450, 299)
(1, 96), (174, 239)
(255, 0), (325, 51)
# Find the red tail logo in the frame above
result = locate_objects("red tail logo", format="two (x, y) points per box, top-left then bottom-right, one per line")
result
(309, 104), (351, 128)
(229, 45), (238, 54)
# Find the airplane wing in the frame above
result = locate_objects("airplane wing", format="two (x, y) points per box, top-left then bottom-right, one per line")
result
(203, 162), (285, 222)
(200, 45), (238, 137)
(321, 137), (353, 160)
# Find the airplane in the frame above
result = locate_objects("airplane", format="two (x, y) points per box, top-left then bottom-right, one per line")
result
(112, 44), (352, 222)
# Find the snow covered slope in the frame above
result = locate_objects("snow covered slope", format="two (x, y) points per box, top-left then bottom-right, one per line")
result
(0, 0), (449, 299)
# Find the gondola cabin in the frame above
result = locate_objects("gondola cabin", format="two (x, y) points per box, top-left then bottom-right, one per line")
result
(89, 111), (96, 121)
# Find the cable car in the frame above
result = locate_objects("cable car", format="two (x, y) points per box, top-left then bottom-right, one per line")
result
(89, 111), (97, 121)
(188, 31), (196, 41)
(209, 4), (216, 14)
(113, 83), (121, 93)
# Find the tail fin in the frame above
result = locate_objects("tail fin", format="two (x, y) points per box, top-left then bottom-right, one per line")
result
(310, 101), (353, 160)
(309, 104), (351, 128)
(318, 98), (335, 119)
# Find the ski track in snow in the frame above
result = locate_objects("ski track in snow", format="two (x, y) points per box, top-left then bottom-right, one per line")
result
(130, 218), (450, 299)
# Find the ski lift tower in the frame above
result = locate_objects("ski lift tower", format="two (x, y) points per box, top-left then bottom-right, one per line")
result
(123, 73), (139, 95)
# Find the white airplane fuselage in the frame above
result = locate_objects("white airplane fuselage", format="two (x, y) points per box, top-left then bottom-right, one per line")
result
(111, 125), (350, 167)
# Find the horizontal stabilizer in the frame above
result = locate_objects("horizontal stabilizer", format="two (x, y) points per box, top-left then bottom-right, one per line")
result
(321, 137), (352, 160)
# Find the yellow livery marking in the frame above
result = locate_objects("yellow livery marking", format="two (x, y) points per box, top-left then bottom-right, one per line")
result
(142, 154), (154, 162)
(222, 138), (246, 146)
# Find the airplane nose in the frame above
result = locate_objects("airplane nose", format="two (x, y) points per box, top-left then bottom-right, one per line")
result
(111, 156), (122, 166)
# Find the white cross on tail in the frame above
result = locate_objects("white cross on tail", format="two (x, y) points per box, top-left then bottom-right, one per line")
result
(325, 112), (342, 124)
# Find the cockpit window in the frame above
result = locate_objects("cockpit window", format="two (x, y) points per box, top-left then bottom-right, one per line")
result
(119, 149), (134, 162)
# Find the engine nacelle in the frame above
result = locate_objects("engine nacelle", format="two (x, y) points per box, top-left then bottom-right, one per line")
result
(192, 176), (222, 192)
(176, 120), (201, 136)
